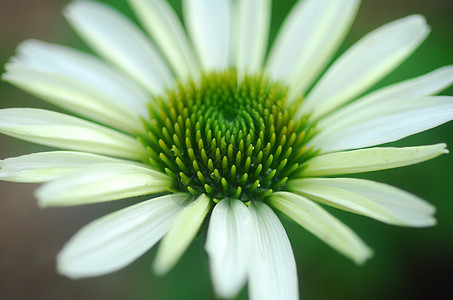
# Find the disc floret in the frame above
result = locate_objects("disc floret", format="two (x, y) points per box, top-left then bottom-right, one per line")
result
(142, 70), (316, 202)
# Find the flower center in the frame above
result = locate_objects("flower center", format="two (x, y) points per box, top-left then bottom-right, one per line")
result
(142, 70), (316, 202)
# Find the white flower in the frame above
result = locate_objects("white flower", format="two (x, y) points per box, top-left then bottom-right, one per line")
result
(1, 0), (452, 299)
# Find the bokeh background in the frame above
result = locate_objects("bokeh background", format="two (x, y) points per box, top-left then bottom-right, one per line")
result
(1, 0), (452, 299)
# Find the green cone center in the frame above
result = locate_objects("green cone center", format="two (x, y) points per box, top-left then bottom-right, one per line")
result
(142, 70), (316, 202)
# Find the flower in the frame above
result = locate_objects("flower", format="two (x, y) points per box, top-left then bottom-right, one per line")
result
(1, 0), (452, 299)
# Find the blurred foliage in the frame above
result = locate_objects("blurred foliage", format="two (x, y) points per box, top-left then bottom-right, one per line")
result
(0, 0), (452, 299)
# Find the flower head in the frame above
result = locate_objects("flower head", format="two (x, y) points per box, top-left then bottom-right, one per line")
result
(1, 0), (453, 299)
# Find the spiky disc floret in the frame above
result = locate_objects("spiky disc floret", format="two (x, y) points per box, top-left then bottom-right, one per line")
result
(141, 70), (317, 203)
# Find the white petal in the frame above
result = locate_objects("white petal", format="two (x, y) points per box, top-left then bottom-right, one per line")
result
(14, 40), (150, 110)
(287, 178), (436, 227)
(183, 0), (231, 70)
(205, 199), (252, 299)
(0, 108), (147, 160)
(36, 163), (171, 207)
(270, 192), (372, 264)
(248, 202), (298, 300)
(4, 40), (149, 133)
(236, 0), (270, 77)
(302, 15), (430, 119)
(57, 193), (188, 279)
(64, 1), (173, 94)
(0, 151), (139, 183)
(4, 66), (141, 134)
(154, 194), (211, 275)
(310, 96), (453, 152)
(302, 144), (448, 176)
(128, 0), (200, 80)
(266, 0), (360, 99)
(320, 65), (453, 128)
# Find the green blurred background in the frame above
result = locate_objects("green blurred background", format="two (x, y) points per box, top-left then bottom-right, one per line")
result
(0, 0), (452, 299)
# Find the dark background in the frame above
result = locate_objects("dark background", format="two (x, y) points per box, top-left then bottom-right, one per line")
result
(1, 0), (452, 299)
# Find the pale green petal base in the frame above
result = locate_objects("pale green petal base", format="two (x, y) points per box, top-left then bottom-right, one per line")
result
(154, 194), (211, 275)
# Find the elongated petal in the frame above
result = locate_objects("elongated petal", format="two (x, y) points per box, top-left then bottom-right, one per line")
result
(183, 0), (231, 70)
(57, 193), (189, 279)
(302, 15), (430, 119)
(266, 0), (360, 99)
(154, 194), (211, 275)
(4, 41), (149, 133)
(287, 178), (436, 227)
(0, 151), (138, 183)
(4, 66), (142, 134)
(36, 163), (171, 207)
(310, 96), (453, 152)
(302, 144), (448, 176)
(270, 192), (372, 264)
(13, 39), (150, 110)
(205, 199), (252, 299)
(320, 65), (453, 128)
(64, 1), (173, 94)
(236, 0), (270, 77)
(128, 0), (199, 80)
(248, 202), (298, 300)
(0, 108), (147, 160)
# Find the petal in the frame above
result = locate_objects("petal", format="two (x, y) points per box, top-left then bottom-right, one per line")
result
(0, 151), (138, 183)
(57, 193), (189, 279)
(183, 0), (231, 70)
(310, 96), (453, 152)
(205, 199), (252, 299)
(270, 192), (372, 264)
(128, 0), (200, 80)
(266, 0), (360, 99)
(320, 65), (453, 128)
(248, 202), (298, 300)
(0, 108), (147, 160)
(302, 15), (430, 119)
(302, 144), (448, 176)
(287, 178), (436, 227)
(4, 40), (149, 133)
(36, 163), (171, 207)
(154, 194), (211, 275)
(64, 1), (173, 94)
(14, 39), (150, 110)
(236, 0), (270, 77)
(229, 0), (239, 68)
